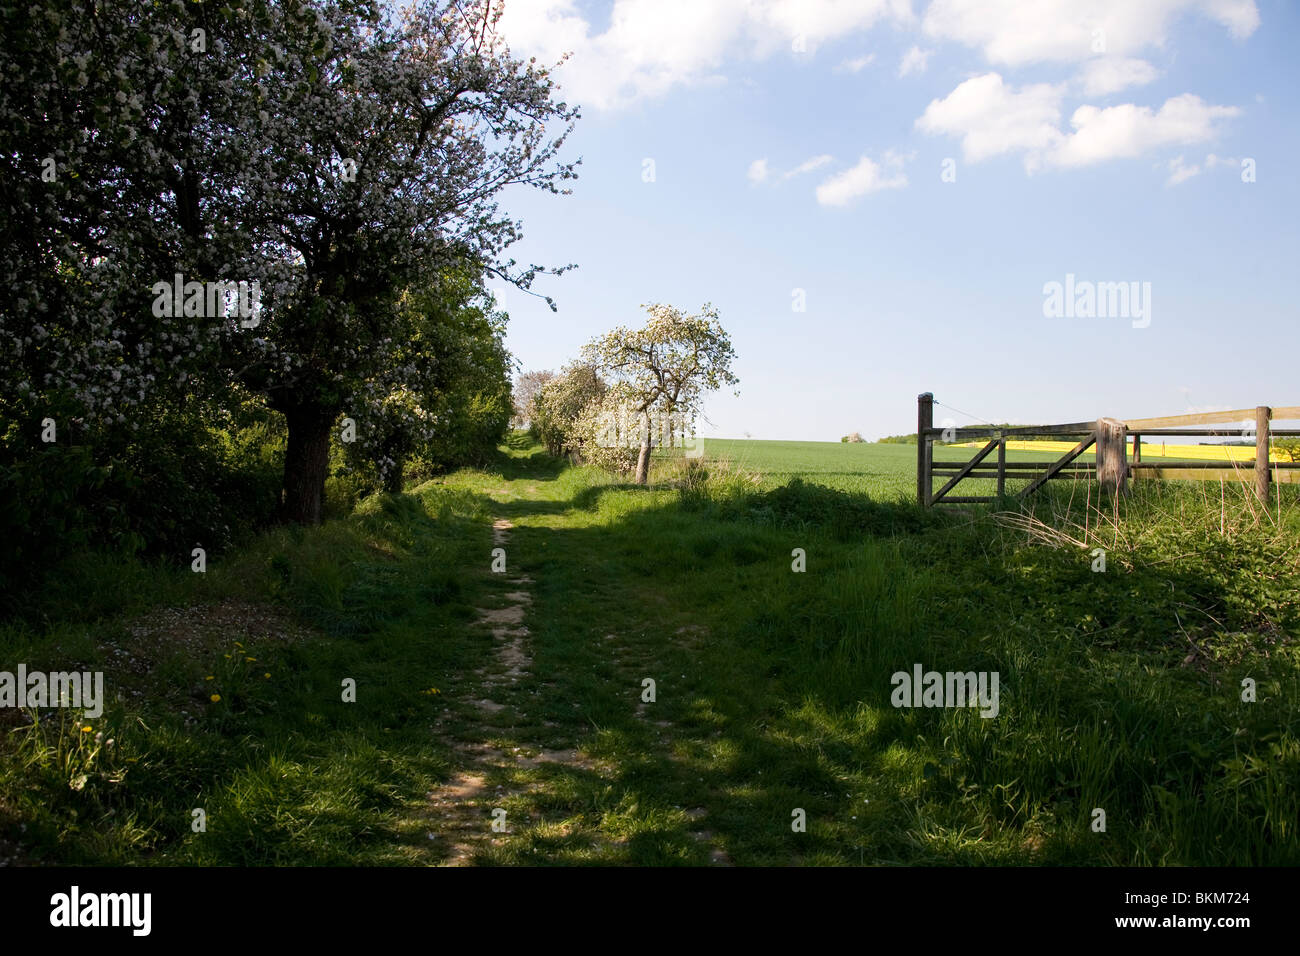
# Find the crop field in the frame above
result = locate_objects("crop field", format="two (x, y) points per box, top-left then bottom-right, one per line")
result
(673, 438), (1093, 498)
(970, 440), (1286, 463)
(679, 438), (1287, 500)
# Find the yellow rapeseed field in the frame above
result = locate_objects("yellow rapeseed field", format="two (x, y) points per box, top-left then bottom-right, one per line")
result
(956, 439), (1291, 462)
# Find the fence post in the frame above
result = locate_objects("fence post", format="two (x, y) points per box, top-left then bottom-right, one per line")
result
(1256, 405), (1272, 503)
(1096, 417), (1129, 495)
(917, 393), (933, 507)
(997, 432), (1006, 499)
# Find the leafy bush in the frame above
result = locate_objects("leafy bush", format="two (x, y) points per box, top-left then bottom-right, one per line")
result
(0, 393), (284, 617)
(753, 478), (937, 538)
(532, 363), (608, 459)
(341, 271), (514, 492)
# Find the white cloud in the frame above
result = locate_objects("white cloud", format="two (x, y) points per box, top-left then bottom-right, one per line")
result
(782, 154), (834, 179)
(836, 53), (876, 73)
(815, 152), (908, 206)
(1049, 94), (1241, 167)
(750, 154), (834, 186)
(1164, 153), (1243, 184)
(915, 73), (1064, 163)
(1080, 57), (1159, 96)
(922, 0), (1259, 66)
(917, 74), (1240, 171)
(498, 0), (913, 110)
(1165, 155), (1200, 185)
(898, 45), (932, 76)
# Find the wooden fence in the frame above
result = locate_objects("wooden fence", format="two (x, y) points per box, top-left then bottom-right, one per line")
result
(916, 392), (1300, 507)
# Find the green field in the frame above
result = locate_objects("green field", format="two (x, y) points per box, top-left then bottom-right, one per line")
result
(675, 437), (1098, 499)
(4, 436), (1297, 866)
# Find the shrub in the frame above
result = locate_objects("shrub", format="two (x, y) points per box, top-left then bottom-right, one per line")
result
(532, 363), (608, 459)
(0, 393), (284, 616)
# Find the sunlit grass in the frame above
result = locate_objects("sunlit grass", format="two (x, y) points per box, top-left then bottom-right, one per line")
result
(2, 433), (1296, 865)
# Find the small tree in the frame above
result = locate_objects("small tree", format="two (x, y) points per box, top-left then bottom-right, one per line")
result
(582, 303), (738, 485)
(532, 363), (606, 459)
(571, 396), (640, 474)
(512, 370), (556, 429)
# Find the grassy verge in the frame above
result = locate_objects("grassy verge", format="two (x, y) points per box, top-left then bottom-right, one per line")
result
(1, 487), (498, 864)
(2, 434), (1296, 865)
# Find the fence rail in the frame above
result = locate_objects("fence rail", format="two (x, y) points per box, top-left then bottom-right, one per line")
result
(917, 393), (1300, 507)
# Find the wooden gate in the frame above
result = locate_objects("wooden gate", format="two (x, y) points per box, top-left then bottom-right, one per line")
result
(916, 393), (1300, 507)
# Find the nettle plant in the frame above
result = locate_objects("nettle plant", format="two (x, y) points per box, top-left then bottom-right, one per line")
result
(3, 0), (578, 524)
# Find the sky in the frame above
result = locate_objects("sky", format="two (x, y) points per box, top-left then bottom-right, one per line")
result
(486, 0), (1299, 442)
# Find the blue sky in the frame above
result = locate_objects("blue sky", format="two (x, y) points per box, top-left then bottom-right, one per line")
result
(490, 0), (1298, 441)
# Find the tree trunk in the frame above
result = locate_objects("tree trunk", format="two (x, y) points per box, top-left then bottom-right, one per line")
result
(634, 410), (652, 485)
(282, 405), (336, 524)
(383, 460), (404, 494)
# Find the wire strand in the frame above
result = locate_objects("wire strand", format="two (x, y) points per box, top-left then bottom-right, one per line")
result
(934, 399), (996, 427)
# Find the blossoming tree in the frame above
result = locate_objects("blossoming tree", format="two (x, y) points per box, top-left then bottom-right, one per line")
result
(581, 303), (739, 485)
(2, 0), (578, 523)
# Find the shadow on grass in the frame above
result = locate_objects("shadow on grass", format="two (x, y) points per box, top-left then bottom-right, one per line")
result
(10, 441), (1297, 866)
(461, 454), (1300, 866)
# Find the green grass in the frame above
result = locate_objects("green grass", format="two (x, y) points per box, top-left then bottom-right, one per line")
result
(1, 491), (496, 864)
(671, 436), (1104, 499)
(676, 438), (923, 496)
(2, 435), (1297, 865)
